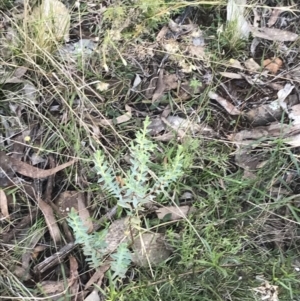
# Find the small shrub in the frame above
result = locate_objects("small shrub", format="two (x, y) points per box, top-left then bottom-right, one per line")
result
(68, 117), (185, 280)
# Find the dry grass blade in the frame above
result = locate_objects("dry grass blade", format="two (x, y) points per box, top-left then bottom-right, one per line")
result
(26, 0), (70, 50)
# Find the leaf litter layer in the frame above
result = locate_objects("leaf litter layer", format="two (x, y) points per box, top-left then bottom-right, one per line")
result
(1, 0), (300, 300)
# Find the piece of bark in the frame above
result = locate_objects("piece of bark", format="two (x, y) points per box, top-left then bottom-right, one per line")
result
(33, 242), (76, 274)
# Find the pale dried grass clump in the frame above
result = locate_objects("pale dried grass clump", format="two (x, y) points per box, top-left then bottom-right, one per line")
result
(22, 0), (70, 56)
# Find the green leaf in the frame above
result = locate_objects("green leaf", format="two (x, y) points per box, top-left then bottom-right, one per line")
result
(110, 243), (132, 279)
(67, 208), (108, 269)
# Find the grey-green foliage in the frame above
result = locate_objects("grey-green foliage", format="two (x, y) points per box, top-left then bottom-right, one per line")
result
(67, 208), (131, 279)
(110, 243), (132, 279)
(67, 208), (108, 269)
(68, 118), (185, 280)
(94, 117), (185, 209)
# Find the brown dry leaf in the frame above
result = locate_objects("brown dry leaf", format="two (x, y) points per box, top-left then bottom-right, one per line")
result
(168, 19), (195, 35)
(149, 116), (216, 141)
(147, 118), (166, 135)
(174, 116), (214, 139)
(250, 26), (298, 41)
(285, 134), (300, 147)
(100, 105), (132, 126)
(230, 123), (300, 147)
(0, 189), (9, 220)
(156, 205), (191, 220)
(131, 74), (142, 91)
(69, 255), (78, 282)
(282, 123), (300, 147)
(77, 192), (93, 233)
(267, 7), (284, 27)
(103, 217), (135, 254)
(90, 124), (101, 137)
(186, 45), (206, 59)
(0, 72), (24, 84)
(252, 281), (279, 301)
(84, 289), (100, 301)
(12, 265), (32, 281)
(165, 116), (215, 136)
(38, 197), (61, 243)
(38, 267), (83, 301)
(289, 104), (300, 125)
(208, 91), (241, 115)
(31, 152), (47, 165)
(164, 73), (178, 90)
(54, 190), (81, 217)
(242, 169), (257, 180)
(55, 191), (92, 232)
(229, 59), (244, 70)
(235, 148), (268, 172)
(161, 105), (172, 118)
(13, 66), (28, 78)
(144, 75), (157, 99)
(178, 59), (195, 73)
(277, 83), (294, 114)
(22, 82), (38, 104)
(152, 69), (165, 103)
(152, 131), (180, 141)
(132, 233), (171, 267)
(229, 128), (269, 143)
(230, 123), (295, 143)
(244, 58), (261, 72)
(156, 25), (169, 42)
(240, 73), (266, 85)
(10, 130), (31, 161)
(219, 72), (243, 79)
(84, 264), (110, 290)
(244, 93), (300, 126)
(162, 116), (189, 135)
(0, 151), (77, 179)
(168, 19), (181, 33)
(69, 255), (81, 299)
(267, 82), (284, 91)
(263, 57), (283, 74)
(163, 40), (180, 54)
(96, 81), (109, 91)
(37, 280), (66, 300)
(268, 123), (300, 137)
(32, 245), (47, 259)
(0, 67), (28, 84)
(245, 100), (283, 126)
(133, 43), (156, 60)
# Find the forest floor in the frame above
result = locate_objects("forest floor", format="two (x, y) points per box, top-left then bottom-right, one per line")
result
(1, 0), (300, 300)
